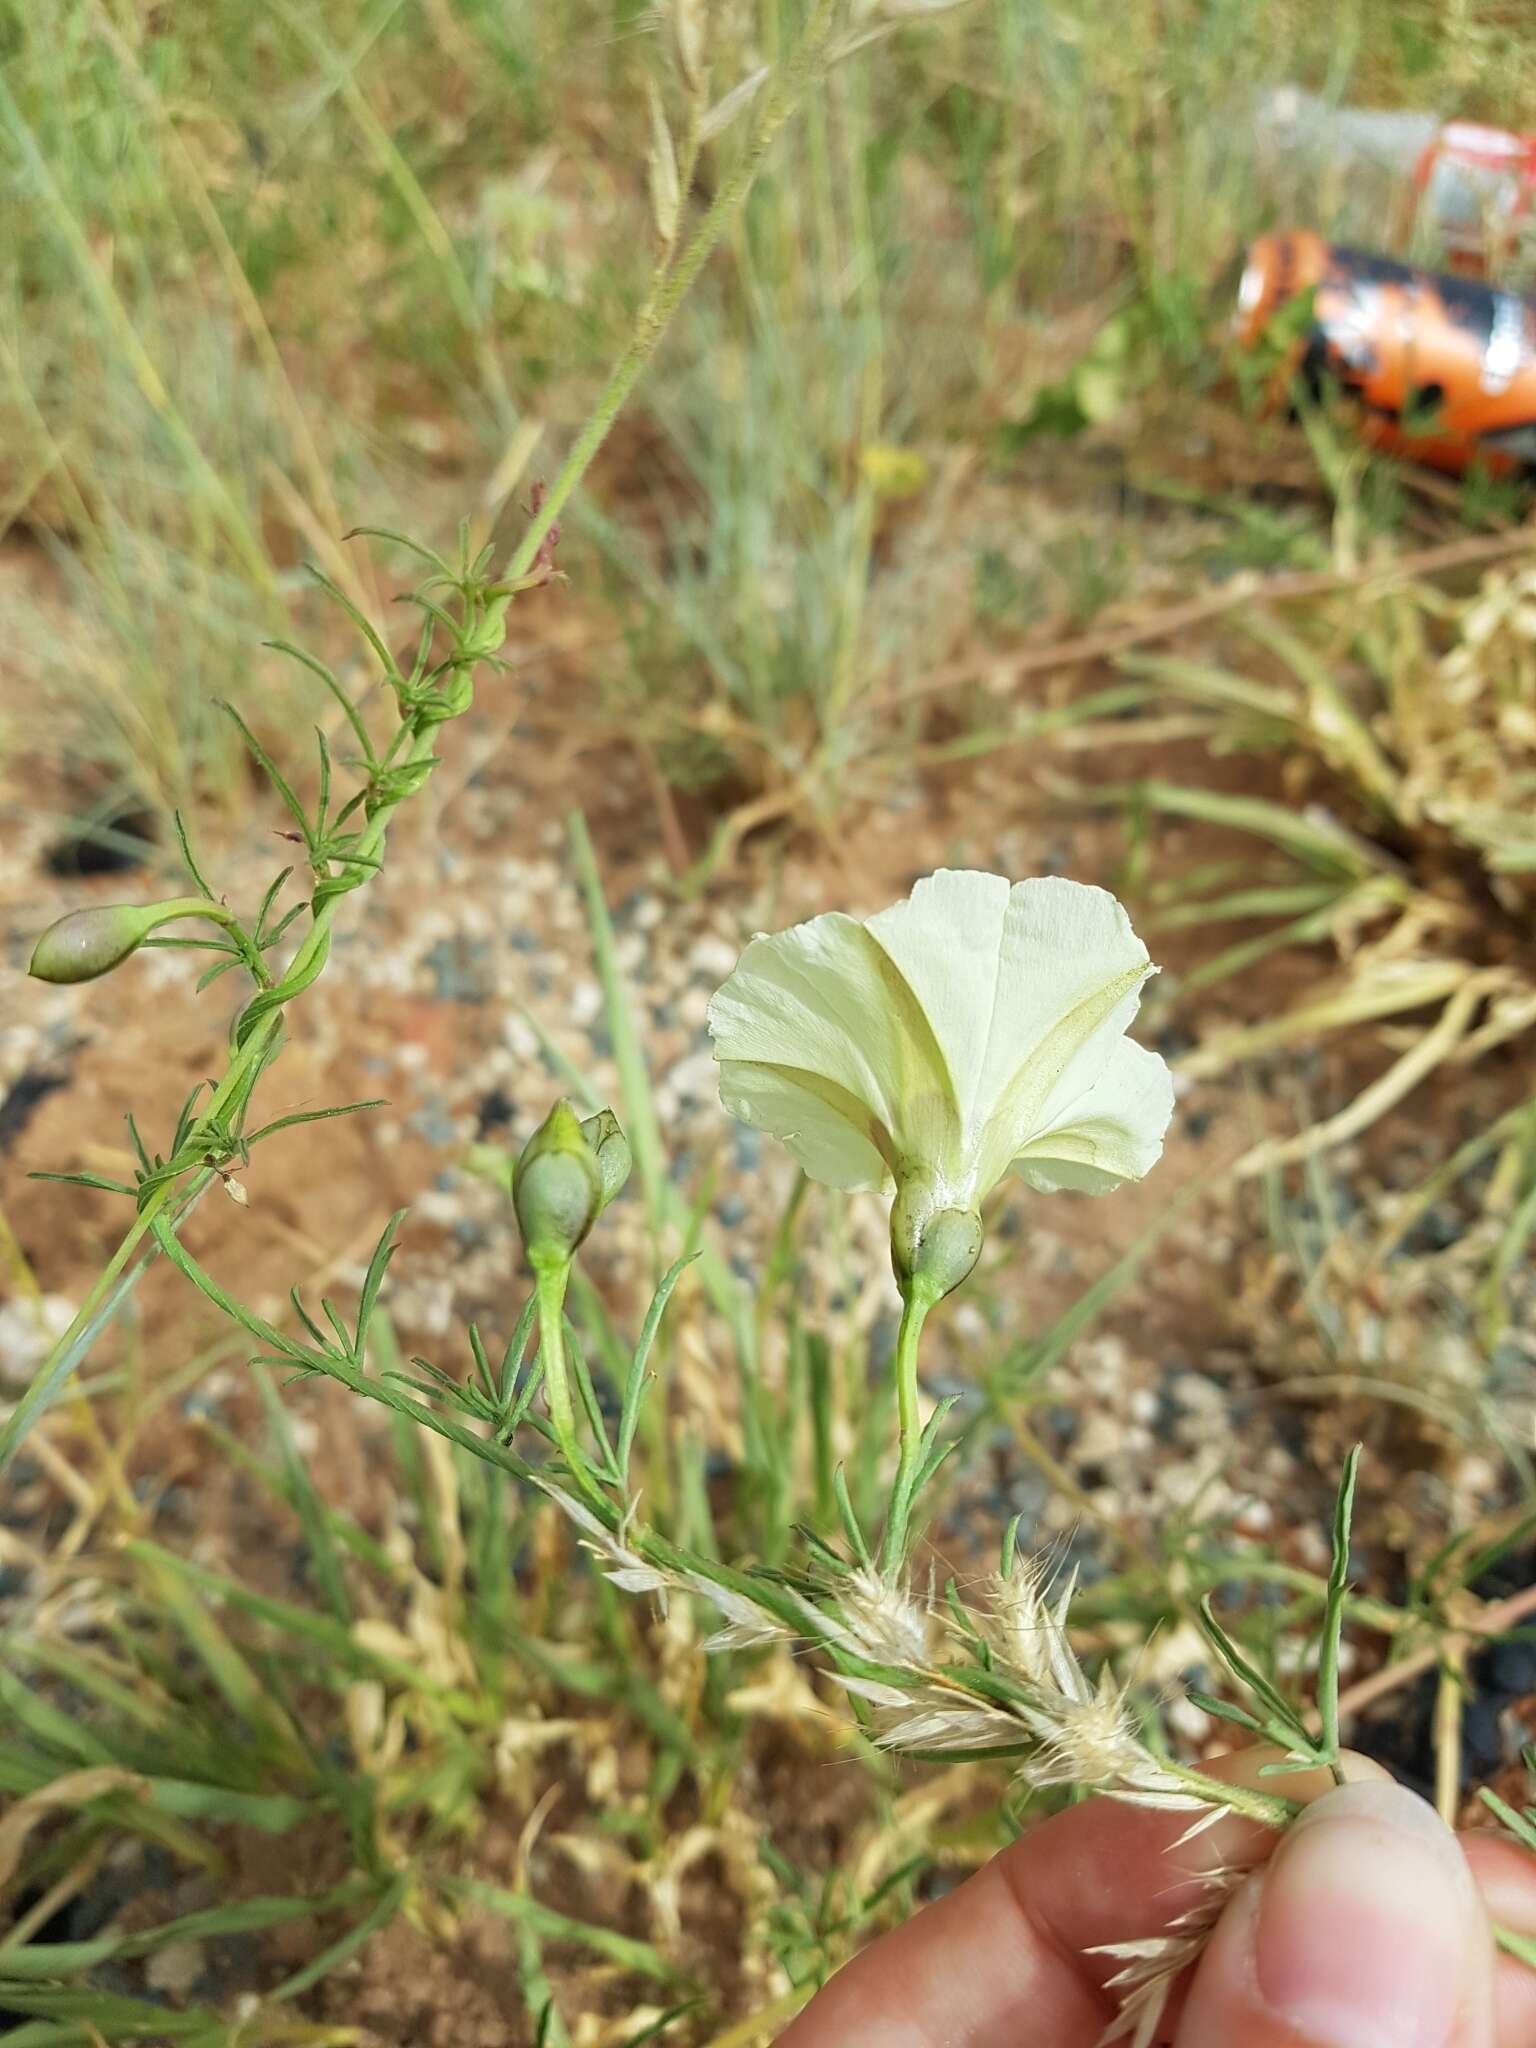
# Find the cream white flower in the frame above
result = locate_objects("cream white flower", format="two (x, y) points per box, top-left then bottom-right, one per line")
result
(707, 869), (1173, 1283)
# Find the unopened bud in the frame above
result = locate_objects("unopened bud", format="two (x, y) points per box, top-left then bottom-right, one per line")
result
(890, 1183), (983, 1304)
(580, 1109), (632, 1213)
(513, 1099), (602, 1262)
(28, 899), (220, 985)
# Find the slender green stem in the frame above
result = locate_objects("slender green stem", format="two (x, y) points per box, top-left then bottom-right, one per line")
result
(503, 0), (845, 582)
(533, 1257), (576, 1446)
(879, 1287), (933, 1575)
(146, 897), (269, 981)
(533, 1255), (607, 1514)
(147, 896), (244, 930)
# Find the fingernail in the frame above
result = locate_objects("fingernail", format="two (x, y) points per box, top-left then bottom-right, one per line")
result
(1256, 1781), (1475, 2048)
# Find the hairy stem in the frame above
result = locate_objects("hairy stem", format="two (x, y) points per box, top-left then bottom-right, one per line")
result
(1162, 1759), (1300, 1830)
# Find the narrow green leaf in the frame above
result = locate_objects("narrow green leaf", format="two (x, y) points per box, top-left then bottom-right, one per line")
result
(1184, 1688), (1266, 1733)
(0, 1989), (226, 2038)
(446, 1876), (676, 1980)
(119, 1540), (457, 1701)
(355, 1213), (407, 1361)
(834, 1466), (872, 1569)
(618, 1254), (695, 1479)
(619, 1998), (705, 2046)
(1198, 1596), (1305, 1733)
(26, 1171), (135, 1196)
(123, 1110), (153, 1176)
(305, 565), (404, 684)
(468, 1323), (497, 1404)
(195, 956), (243, 993)
(1315, 1445), (1361, 1765)
(1481, 1785), (1536, 1853)
(568, 810), (664, 1219)
(563, 1317), (620, 1480)
(265, 639), (378, 767)
(268, 1875), (406, 2001)
(173, 810), (216, 900)
(315, 725), (332, 833)
(342, 525), (450, 574)
(255, 1366), (352, 1624)
(498, 1292), (540, 1409)
(220, 700), (314, 842)
(1495, 1923), (1536, 1969)
(0, 1669), (116, 1767)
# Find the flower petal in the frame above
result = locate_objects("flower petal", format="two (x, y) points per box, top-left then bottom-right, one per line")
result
(716, 1057), (890, 1192)
(971, 878), (1157, 1185)
(708, 910), (957, 1182)
(1011, 1037), (1174, 1194)
(709, 869), (1170, 1211)
(867, 872), (1156, 1173)
(863, 870), (1013, 1127)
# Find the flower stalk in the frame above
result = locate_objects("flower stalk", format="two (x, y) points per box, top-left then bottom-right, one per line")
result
(531, 1252), (609, 1516)
(879, 1283), (934, 1574)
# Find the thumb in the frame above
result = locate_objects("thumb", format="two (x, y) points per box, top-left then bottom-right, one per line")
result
(1176, 1779), (1495, 2048)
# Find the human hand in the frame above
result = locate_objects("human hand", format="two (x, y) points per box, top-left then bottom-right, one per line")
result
(778, 1748), (1536, 2046)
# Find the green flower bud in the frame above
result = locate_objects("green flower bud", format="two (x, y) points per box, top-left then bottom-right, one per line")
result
(580, 1109), (632, 1213)
(28, 898), (221, 985)
(890, 1183), (983, 1305)
(513, 1099), (603, 1263)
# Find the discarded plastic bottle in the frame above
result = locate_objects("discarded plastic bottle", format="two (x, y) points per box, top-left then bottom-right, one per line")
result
(1256, 89), (1536, 278)
(1234, 230), (1536, 474)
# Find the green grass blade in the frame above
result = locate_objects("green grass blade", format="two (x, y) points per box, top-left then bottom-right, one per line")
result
(568, 810), (665, 1223)
(254, 1366), (353, 1622)
(446, 1876), (677, 1981)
